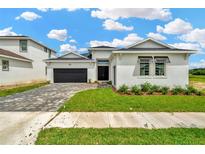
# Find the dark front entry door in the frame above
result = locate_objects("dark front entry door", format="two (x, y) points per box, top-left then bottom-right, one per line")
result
(98, 66), (109, 80)
(54, 68), (87, 83)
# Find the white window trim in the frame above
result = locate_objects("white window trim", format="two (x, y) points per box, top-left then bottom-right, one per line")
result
(154, 62), (166, 77)
(2, 60), (9, 71)
(140, 62), (150, 76)
(19, 40), (28, 52)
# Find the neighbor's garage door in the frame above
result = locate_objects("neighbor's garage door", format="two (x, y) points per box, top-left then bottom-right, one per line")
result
(54, 69), (87, 83)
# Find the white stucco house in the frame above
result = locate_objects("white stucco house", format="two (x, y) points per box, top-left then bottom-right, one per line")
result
(0, 36), (56, 86)
(45, 38), (196, 89)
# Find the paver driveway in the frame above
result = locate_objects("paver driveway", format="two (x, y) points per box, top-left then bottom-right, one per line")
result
(0, 83), (97, 111)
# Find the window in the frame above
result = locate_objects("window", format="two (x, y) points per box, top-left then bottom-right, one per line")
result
(97, 60), (109, 65)
(44, 47), (47, 52)
(140, 63), (149, 76)
(113, 66), (116, 85)
(2, 60), (9, 71)
(155, 63), (165, 76)
(154, 56), (169, 76)
(138, 56), (152, 76)
(45, 66), (47, 75)
(19, 40), (27, 52)
(48, 50), (51, 58)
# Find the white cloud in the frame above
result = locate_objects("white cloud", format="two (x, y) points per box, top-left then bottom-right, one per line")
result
(79, 48), (88, 53)
(90, 33), (143, 47)
(37, 8), (80, 12)
(157, 18), (193, 34)
(60, 43), (77, 52)
(103, 19), (133, 31)
(190, 59), (205, 69)
(69, 39), (77, 43)
(91, 8), (172, 21)
(170, 43), (201, 50)
(47, 29), (68, 41)
(37, 8), (49, 12)
(0, 27), (18, 36)
(15, 11), (41, 21)
(179, 28), (205, 48)
(146, 32), (166, 41)
(67, 8), (79, 12)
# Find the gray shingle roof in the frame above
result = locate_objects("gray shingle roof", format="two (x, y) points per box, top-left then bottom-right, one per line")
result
(0, 48), (32, 61)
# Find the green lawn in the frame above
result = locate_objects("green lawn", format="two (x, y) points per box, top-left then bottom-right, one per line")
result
(0, 81), (49, 97)
(35, 128), (205, 145)
(189, 75), (205, 83)
(59, 88), (205, 112)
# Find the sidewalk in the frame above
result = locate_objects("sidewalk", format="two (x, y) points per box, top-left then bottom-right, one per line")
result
(45, 112), (205, 129)
(0, 112), (57, 145)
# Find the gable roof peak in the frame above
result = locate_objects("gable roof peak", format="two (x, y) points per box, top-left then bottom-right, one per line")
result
(58, 51), (89, 59)
(126, 37), (176, 49)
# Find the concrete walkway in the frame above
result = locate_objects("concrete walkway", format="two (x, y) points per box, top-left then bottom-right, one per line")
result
(46, 112), (205, 129)
(1, 112), (205, 145)
(0, 112), (57, 145)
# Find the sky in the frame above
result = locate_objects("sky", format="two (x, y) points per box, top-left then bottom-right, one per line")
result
(0, 8), (205, 68)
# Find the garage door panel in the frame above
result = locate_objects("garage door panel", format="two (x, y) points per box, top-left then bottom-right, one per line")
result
(54, 69), (87, 83)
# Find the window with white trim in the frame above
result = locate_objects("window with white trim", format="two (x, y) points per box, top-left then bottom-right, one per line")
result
(19, 40), (27, 52)
(154, 56), (170, 76)
(138, 56), (152, 76)
(48, 49), (51, 58)
(140, 63), (149, 76)
(155, 63), (165, 76)
(44, 47), (47, 52)
(2, 60), (9, 71)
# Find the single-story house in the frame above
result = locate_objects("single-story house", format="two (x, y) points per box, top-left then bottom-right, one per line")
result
(45, 38), (197, 89)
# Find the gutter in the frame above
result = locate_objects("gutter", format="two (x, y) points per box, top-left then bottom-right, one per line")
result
(112, 50), (197, 54)
(44, 59), (96, 63)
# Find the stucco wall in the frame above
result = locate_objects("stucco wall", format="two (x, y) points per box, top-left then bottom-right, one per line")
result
(91, 50), (112, 81)
(111, 53), (189, 89)
(47, 62), (97, 83)
(0, 39), (56, 85)
(92, 50), (112, 59)
(0, 57), (45, 85)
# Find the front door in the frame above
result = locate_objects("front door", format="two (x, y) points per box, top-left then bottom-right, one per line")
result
(98, 66), (109, 80)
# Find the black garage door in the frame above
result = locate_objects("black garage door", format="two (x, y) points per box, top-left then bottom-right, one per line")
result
(54, 69), (87, 83)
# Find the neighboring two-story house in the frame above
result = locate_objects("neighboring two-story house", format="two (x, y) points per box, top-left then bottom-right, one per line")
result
(45, 38), (196, 89)
(0, 36), (56, 86)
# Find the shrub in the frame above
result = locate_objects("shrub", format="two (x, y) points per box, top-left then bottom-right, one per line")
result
(141, 82), (152, 92)
(148, 89), (154, 95)
(171, 86), (185, 95)
(131, 85), (141, 95)
(195, 90), (203, 96)
(118, 84), (129, 94)
(151, 85), (161, 92)
(183, 85), (197, 95)
(160, 86), (169, 95)
(107, 81), (112, 85)
(186, 85), (198, 94)
(184, 89), (192, 95)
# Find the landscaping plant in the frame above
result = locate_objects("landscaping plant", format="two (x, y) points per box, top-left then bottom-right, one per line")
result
(118, 84), (129, 94)
(171, 86), (185, 95)
(131, 85), (141, 95)
(160, 86), (169, 95)
(151, 85), (161, 92)
(141, 82), (152, 92)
